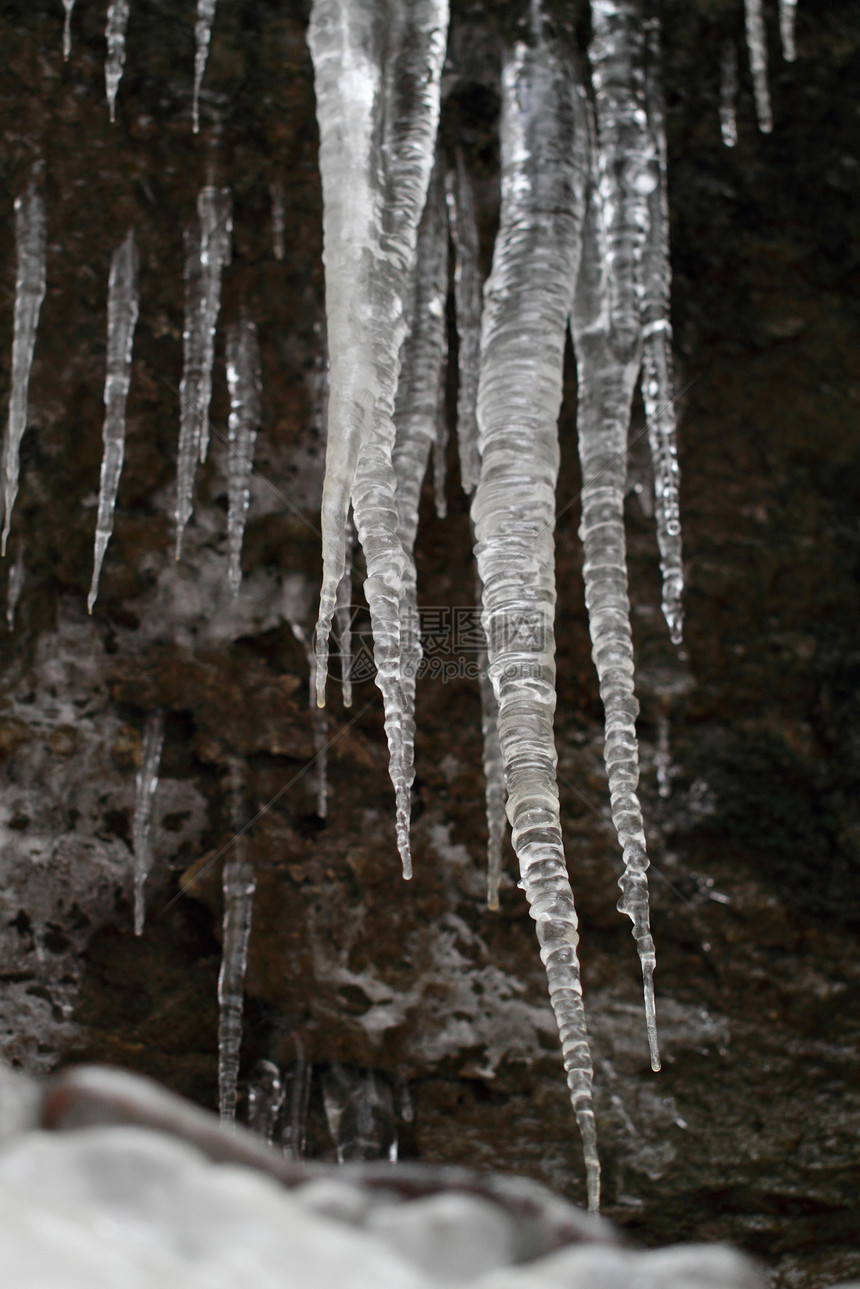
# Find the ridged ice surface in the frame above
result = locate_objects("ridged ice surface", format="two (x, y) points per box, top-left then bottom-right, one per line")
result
(641, 19), (683, 644)
(719, 42), (739, 148)
(105, 1), (130, 122)
(470, 13), (598, 1208)
(61, 0), (74, 60)
(89, 228), (139, 614)
(131, 710), (164, 936)
(335, 516), (355, 707)
(779, 0), (798, 63)
(2, 183), (46, 558)
(744, 0), (773, 133)
(175, 185), (232, 558)
(192, 0), (217, 134)
(575, 0), (659, 1072)
(309, 0), (448, 878)
(475, 579), (506, 911)
(393, 153), (449, 800)
(225, 313), (261, 596)
(218, 759), (256, 1123)
(445, 150), (482, 495)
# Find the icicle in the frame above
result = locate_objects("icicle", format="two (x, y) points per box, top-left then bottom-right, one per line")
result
(192, 0), (217, 134)
(655, 706), (671, 799)
(574, 0), (660, 1074)
(322, 1065), (397, 1163)
(334, 515), (355, 707)
(61, 0), (74, 60)
(719, 42), (739, 148)
(175, 185), (232, 558)
(88, 229), (140, 614)
(2, 183), (46, 559)
(131, 710), (165, 936)
(392, 152), (449, 799)
(471, 11), (599, 1209)
(105, 1), (131, 121)
(6, 548), (24, 631)
(270, 182), (286, 261)
(247, 1060), (285, 1144)
(218, 758), (257, 1124)
(308, 0), (449, 880)
(641, 19), (683, 644)
(779, 0), (797, 63)
(280, 1039), (312, 1158)
(475, 576), (506, 911)
(445, 150), (482, 495)
(744, 0), (773, 134)
(225, 312), (261, 596)
(291, 623), (329, 819)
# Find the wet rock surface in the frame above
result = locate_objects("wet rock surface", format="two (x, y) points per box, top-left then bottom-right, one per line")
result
(0, 3), (858, 1287)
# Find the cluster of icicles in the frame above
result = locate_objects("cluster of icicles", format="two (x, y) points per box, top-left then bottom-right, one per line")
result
(0, 0), (800, 1212)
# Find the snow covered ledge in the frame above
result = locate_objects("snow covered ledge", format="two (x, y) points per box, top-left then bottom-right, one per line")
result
(0, 1062), (770, 1289)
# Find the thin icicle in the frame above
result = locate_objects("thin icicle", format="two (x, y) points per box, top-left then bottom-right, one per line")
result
(641, 19), (683, 644)
(175, 185), (232, 558)
(655, 706), (671, 799)
(574, 0), (660, 1073)
(2, 183), (47, 559)
(392, 152), (449, 797)
(291, 623), (329, 819)
(334, 515), (355, 707)
(270, 182), (286, 261)
(308, 0), (448, 879)
(445, 150), (482, 495)
(219, 757), (257, 1124)
(131, 710), (165, 936)
(192, 0), (217, 134)
(89, 228), (140, 614)
(779, 0), (797, 63)
(6, 549), (24, 631)
(247, 1060), (285, 1143)
(719, 42), (739, 148)
(744, 0), (773, 134)
(280, 1040), (312, 1158)
(105, 1), (131, 122)
(471, 12), (599, 1209)
(225, 312), (261, 596)
(61, 0), (74, 60)
(475, 572), (505, 910)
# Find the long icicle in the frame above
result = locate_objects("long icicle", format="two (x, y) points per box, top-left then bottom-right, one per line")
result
(779, 0), (797, 63)
(475, 569), (506, 911)
(719, 41), (739, 148)
(744, 0), (773, 134)
(471, 8), (598, 1209)
(175, 185), (232, 558)
(445, 149), (482, 496)
(89, 228), (140, 613)
(641, 18), (683, 644)
(61, 0), (75, 60)
(2, 182), (47, 558)
(308, 0), (448, 879)
(105, 1), (131, 122)
(132, 710), (165, 936)
(192, 0), (217, 134)
(225, 311), (261, 596)
(575, 0), (659, 1071)
(218, 756), (257, 1124)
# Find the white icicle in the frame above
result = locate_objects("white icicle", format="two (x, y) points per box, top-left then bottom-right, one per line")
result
(175, 185), (232, 558)
(225, 312), (261, 596)
(334, 515), (355, 707)
(641, 19), (683, 644)
(218, 758), (256, 1124)
(132, 710), (165, 936)
(89, 228), (140, 614)
(2, 183), (46, 559)
(61, 0), (74, 60)
(308, 0), (448, 879)
(575, 0), (660, 1074)
(744, 0), (773, 134)
(445, 150), (482, 495)
(719, 42), (739, 148)
(105, 1), (131, 123)
(779, 0), (797, 63)
(247, 1060), (285, 1143)
(270, 181), (286, 261)
(6, 548), (24, 631)
(291, 623), (329, 819)
(476, 579), (506, 911)
(192, 0), (217, 134)
(471, 12), (599, 1209)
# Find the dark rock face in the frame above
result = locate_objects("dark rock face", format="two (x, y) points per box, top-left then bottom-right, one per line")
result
(0, 3), (857, 1287)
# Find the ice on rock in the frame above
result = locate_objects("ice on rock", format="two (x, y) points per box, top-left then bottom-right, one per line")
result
(322, 1064), (397, 1163)
(280, 1041), (312, 1158)
(105, 1), (131, 122)
(719, 42), (739, 149)
(779, 0), (798, 63)
(744, 0), (773, 134)
(574, 0), (660, 1072)
(218, 758), (257, 1124)
(445, 149), (482, 495)
(308, 0), (449, 879)
(175, 185), (232, 558)
(192, 0), (217, 134)
(270, 180), (286, 261)
(2, 182), (46, 558)
(471, 9), (599, 1207)
(131, 710), (165, 936)
(225, 311), (261, 596)
(89, 228), (140, 614)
